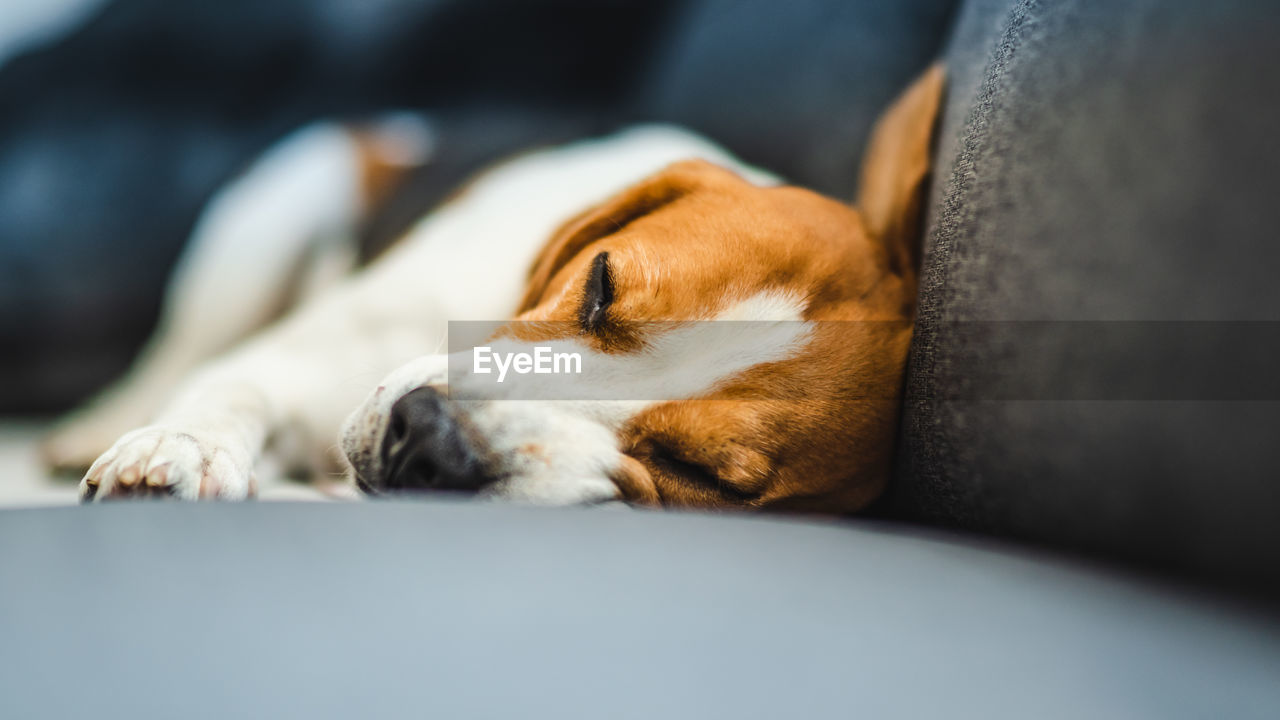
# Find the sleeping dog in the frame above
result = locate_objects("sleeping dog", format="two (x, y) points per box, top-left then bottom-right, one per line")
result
(44, 66), (943, 511)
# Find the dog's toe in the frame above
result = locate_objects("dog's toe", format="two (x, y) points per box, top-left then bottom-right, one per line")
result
(80, 426), (254, 502)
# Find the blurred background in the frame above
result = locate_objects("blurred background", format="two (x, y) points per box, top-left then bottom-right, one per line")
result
(0, 0), (954, 412)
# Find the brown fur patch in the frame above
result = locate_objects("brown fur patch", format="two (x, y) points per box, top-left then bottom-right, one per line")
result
(498, 66), (945, 512)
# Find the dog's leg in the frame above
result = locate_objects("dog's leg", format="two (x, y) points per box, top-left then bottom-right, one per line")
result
(76, 219), (518, 502)
(77, 289), (427, 500)
(76, 170), (531, 500)
(78, 124), (769, 501)
(42, 117), (432, 472)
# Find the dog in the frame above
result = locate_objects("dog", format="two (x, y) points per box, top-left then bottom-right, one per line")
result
(43, 65), (943, 511)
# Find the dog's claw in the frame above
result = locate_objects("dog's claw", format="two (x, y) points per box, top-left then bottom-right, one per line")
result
(145, 463), (170, 488)
(116, 466), (141, 488)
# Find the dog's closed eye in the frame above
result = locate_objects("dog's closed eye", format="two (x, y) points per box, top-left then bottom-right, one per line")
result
(643, 441), (757, 504)
(579, 251), (614, 333)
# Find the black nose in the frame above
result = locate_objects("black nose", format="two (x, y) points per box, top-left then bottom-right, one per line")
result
(377, 386), (489, 493)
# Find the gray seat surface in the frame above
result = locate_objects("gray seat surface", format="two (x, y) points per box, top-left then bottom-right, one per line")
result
(2, 502), (1277, 719)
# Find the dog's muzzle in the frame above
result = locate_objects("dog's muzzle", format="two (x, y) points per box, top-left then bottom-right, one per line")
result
(366, 386), (492, 495)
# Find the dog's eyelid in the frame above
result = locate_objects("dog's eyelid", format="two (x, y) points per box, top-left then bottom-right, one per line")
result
(579, 251), (614, 332)
(646, 441), (756, 503)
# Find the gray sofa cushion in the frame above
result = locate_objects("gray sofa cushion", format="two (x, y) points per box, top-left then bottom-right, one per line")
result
(2, 502), (1278, 719)
(890, 0), (1280, 595)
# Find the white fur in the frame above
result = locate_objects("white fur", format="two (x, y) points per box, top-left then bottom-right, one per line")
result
(80, 124), (785, 503)
(340, 289), (810, 504)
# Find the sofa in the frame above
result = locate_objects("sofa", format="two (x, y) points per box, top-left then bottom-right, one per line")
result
(2, 1), (1279, 717)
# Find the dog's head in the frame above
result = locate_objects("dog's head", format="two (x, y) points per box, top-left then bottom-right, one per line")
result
(342, 66), (944, 511)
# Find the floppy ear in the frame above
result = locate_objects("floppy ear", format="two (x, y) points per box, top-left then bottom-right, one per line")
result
(856, 63), (946, 279)
(517, 160), (718, 313)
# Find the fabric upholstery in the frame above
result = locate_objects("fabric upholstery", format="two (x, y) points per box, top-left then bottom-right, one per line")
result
(2, 502), (1278, 719)
(890, 0), (1280, 596)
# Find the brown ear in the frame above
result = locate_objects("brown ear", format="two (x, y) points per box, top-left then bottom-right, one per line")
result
(517, 160), (719, 313)
(856, 63), (946, 279)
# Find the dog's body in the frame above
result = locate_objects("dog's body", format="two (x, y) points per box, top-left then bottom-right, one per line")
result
(46, 66), (943, 512)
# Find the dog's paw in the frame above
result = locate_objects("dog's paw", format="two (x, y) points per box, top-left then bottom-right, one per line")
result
(80, 426), (256, 502)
